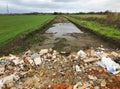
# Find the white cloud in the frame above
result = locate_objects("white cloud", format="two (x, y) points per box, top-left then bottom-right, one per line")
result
(0, 0), (119, 13)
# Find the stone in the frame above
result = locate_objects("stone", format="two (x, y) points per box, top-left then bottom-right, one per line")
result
(5, 81), (14, 88)
(49, 48), (53, 53)
(84, 58), (100, 63)
(77, 50), (87, 58)
(89, 80), (94, 85)
(91, 50), (95, 57)
(88, 75), (97, 81)
(40, 71), (45, 77)
(33, 57), (42, 66)
(94, 86), (100, 89)
(1, 47), (120, 88)
(1, 74), (18, 85)
(76, 65), (81, 72)
(12, 57), (21, 65)
(101, 79), (106, 87)
(24, 56), (29, 64)
(34, 82), (40, 88)
(52, 55), (57, 59)
(73, 82), (91, 89)
(25, 50), (32, 56)
(53, 83), (72, 89)
(107, 79), (113, 83)
(39, 49), (49, 54)
(70, 52), (77, 58)
(111, 51), (119, 57)
(11, 87), (17, 89)
(85, 49), (95, 57)
(0, 66), (5, 74)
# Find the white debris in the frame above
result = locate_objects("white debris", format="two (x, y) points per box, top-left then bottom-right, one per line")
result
(88, 75), (97, 80)
(33, 57), (42, 66)
(77, 50), (86, 58)
(12, 57), (21, 65)
(31, 53), (39, 59)
(0, 74), (19, 87)
(0, 80), (3, 88)
(25, 50), (32, 56)
(97, 56), (120, 74)
(95, 51), (108, 58)
(75, 65), (81, 72)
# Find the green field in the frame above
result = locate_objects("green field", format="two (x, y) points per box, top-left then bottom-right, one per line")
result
(0, 15), (55, 46)
(67, 16), (120, 40)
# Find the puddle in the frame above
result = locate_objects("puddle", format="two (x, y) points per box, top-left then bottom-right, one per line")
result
(46, 22), (83, 40)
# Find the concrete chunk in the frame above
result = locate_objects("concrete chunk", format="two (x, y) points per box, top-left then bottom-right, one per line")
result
(33, 57), (42, 66)
(84, 57), (100, 63)
(39, 49), (49, 54)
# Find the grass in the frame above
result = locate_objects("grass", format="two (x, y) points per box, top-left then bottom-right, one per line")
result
(0, 15), (55, 46)
(71, 14), (106, 19)
(71, 13), (120, 20)
(67, 16), (120, 39)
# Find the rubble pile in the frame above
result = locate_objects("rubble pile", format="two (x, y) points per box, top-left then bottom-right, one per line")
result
(0, 47), (120, 89)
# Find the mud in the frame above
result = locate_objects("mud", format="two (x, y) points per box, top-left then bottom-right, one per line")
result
(31, 16), (116, 52)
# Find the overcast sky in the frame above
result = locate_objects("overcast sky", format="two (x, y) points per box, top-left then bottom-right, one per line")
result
(0, 0), (120, 13)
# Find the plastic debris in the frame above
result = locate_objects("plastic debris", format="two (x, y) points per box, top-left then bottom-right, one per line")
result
(12, 57), (21, 65)
(0, 61), (3, 65)
(97, 56), (120, 74)
(0, 74), (19, 86)
(34, 57), (41, 66)
(77, 50), (86, 58)
(75, 65), (81, 72)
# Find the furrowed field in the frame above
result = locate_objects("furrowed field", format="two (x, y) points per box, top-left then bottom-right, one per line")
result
(0, 15), (55, 46)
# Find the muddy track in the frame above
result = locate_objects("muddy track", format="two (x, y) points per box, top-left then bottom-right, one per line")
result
(31, 16), (118, 52)
(0, 16), (119, 55)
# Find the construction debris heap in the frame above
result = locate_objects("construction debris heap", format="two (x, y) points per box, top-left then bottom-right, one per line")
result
(0, 47), (120, 89)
